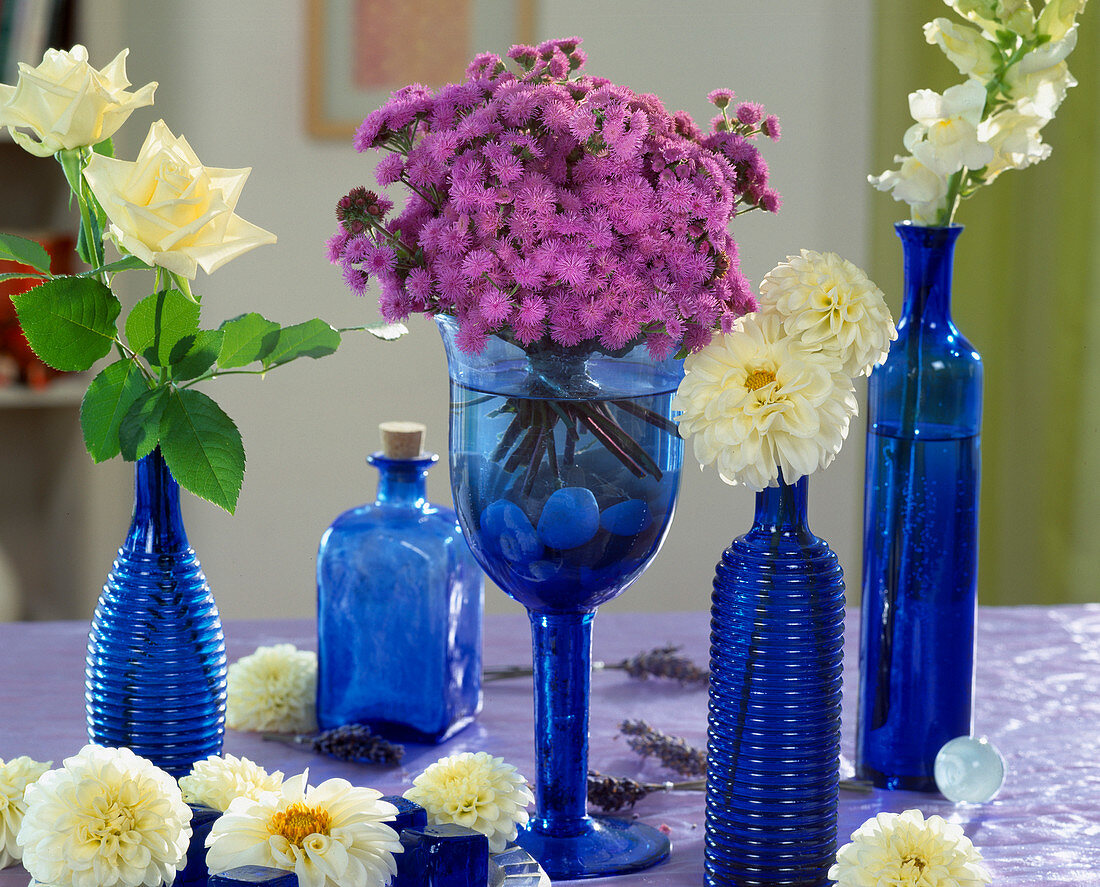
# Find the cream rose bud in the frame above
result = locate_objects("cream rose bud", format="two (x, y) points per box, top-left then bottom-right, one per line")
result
(83, 120), (277, 279)
(0, 45), (156, 156)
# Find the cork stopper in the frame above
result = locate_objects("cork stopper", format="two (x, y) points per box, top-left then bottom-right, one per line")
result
(380, 421), (426, 459)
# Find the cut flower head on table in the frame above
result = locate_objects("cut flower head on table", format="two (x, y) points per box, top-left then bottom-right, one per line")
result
(673, 250), (895, 490)
(870, 0), (1088, 225)
(330, 36), (781, 359)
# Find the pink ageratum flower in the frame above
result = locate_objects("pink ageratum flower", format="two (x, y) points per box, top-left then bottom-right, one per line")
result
(333, 37), (779, 356)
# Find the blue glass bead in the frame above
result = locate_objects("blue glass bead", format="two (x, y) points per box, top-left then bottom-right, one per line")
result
(178, 804), (221, 887)
(395, 824), (489, 887)
(536, 487), (599, 549)
(934, 735), (1005, 803)
(481, 499), (543, 563)
(381, 795), (428, 832)
(600, 499), (651, 536)
(208, 866), (298, 886)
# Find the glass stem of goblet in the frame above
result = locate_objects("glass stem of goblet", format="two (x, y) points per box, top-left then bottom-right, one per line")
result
(528, 609), (595, 837)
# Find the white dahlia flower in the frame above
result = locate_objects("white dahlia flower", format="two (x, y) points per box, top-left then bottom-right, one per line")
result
(759, 249), (896, 377)
(0, 755), (50, 868)
(179, 754), (284, 813)
(672, 313), (858, 491)
(829, 808), (992, 887)
(404, 752), (534, 853)
(227, 643), (317, 733)
(205, 772), (401, 887)
(18, 744), (192, 887)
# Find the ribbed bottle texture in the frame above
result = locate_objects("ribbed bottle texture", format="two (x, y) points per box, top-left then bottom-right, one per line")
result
(85, 448), (226, 778)
(705, 477), (844, 887)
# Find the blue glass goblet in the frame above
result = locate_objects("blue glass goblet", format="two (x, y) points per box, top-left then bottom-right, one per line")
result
(438, 317), (683, 879)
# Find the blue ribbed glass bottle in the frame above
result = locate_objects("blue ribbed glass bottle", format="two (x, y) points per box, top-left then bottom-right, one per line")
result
(705, 475), (844, 887)
(316, 429), (483, 743)
(857, 223), (982, 791)
(85, 447), (226, 778)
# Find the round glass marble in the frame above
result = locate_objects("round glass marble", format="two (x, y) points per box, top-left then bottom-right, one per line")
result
(934, 735), (1006, 803)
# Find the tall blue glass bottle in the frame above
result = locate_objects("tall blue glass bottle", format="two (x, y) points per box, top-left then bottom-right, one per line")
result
(857, 223), (982, 790)
(706, 475), (845, 887)
(316, 424), (483, 743)
(85, 447), (226, 778)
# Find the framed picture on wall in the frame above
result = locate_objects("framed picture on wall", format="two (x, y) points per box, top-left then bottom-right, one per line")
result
(307, 0), (536, 139)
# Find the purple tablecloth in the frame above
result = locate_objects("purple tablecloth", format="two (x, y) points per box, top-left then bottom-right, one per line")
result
(1, 606), (1099, 885)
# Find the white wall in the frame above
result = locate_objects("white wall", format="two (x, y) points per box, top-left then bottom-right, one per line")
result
(79, 0), (874, 620)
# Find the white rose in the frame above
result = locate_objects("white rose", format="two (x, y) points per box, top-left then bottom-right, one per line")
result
(923, 18), (1000, 81)
(0, 45), (156, 157)
(83, 120), (277, 279)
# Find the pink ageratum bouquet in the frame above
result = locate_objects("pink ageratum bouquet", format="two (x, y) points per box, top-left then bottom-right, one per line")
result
(329, 37), (780, 358)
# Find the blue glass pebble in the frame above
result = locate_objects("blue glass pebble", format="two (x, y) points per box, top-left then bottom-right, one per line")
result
(600, 499), (651, 536)
(537, 487), (599, 549)
(208, 866), (299, 887)
(178, 804), (222, 887)
(395, 823), (489, 887)
(934, 735), (1006, 803)
(382, 795), (427, 832)
(481, 500), (543, 563)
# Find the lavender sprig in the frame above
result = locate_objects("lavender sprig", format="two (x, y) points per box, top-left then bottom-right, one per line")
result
(484, 645), (708, 686)
(263, 723), (405, 766)
(587, 770), (706, 812)
(620, 719), (707, 777)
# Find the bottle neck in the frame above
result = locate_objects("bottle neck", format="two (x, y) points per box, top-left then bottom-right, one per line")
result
(753, 473), (810, 535)
(896, 222), (962, 327)
(128, 447), (188, 552)
(370, 453), (437, 507)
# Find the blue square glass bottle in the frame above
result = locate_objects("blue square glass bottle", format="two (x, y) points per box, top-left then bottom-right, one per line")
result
(317, 422), (483, 743)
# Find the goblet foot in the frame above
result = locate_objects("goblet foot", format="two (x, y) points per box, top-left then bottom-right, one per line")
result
(515, 816), (670, 879)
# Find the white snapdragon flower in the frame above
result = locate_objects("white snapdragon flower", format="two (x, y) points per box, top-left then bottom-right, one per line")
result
(923, 18), (999, 80)
(977, 107), (1052, 180)
(1035, 0), (1086, 41)
(905, 81), (993, 175)
(868, 155), (950, 225)
(1004, 27), (1079, 118)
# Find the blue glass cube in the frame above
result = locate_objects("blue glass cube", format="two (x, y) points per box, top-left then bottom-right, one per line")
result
(395, 823), (489, 887)
(178, 804), (221, 887)
(208, 866), (299, 887)
(382, 795), (428, 832)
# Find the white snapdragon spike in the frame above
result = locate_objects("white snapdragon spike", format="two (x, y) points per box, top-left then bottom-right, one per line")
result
(0, 756), (51, 868)
(905, 81), (993, 175)
(828, 808), (992, 887)
(18, 745), (192, 887)
(759, 251), (897, 378)
(923, 18), (999, 80)
(1004, 27), (1079, 117)
(868, 155), (950, 225)
(83, 119), (276, 280)
(227, 643), (318, 733)
(206, 773), (402, 887)
(180, 754), (285, 812)
(404, 752), (535, 853)
(672, 314), (857, 492)
(0, 45), (156, 156)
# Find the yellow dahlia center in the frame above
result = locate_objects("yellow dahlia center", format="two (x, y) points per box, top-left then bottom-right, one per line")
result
(744, 369), (776, 391)
(901, 854), (928, 873)
(271, 802), (332, 846)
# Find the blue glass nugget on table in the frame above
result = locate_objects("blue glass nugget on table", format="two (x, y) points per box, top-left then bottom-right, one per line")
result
(317, 422), (483, 743)
(395, 823), (489, 887)
(178, 804), (221, 887)
(382, 795), (428, 832)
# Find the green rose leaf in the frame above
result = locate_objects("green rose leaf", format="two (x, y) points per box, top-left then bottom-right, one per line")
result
(119, 388), (169, 462)
(81, 255), (151, 278)
(80, 359), (149, 462)
(126, 289), (201, 367)
(169, 330), (224, 381)
(262, 319), (342, 369)
(10, 277), (121, 371)
(0, 233), (52, 274)
(159, 388), (245, 514)
(217, 313), (281, 368)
